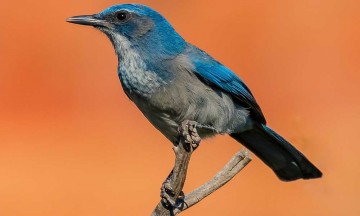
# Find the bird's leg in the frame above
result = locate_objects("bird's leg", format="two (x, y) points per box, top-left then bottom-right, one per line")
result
(160, 120), (201, 209)
(195, 123), (218, 134)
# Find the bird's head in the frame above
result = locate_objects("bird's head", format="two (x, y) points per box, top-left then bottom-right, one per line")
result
(67, 4), (186, 58)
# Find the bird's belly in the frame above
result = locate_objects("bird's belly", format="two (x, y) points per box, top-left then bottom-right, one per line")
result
(131, 79), (250, 143)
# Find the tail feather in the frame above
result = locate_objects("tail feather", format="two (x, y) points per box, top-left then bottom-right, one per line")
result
(231, 124), (322, 181)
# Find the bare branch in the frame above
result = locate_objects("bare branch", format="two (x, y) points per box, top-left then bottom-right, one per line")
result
(151, 121), (252, 215)
(173, 149), (251, 214)
(152, 121), (198, 216)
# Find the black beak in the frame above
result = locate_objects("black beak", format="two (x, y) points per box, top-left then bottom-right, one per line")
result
(66, 15), (105, 26)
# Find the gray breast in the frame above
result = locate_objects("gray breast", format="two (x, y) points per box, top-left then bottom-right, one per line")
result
(131, 55), (250, 143)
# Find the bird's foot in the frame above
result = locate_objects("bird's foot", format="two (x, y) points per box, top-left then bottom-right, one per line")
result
(160, 176), (184, 208)
(179, 120), (201, 152)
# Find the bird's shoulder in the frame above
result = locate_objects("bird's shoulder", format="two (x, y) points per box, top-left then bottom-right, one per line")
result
(177, 44), (267, 124)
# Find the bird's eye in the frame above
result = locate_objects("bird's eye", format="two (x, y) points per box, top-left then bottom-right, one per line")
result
(115, 11), (130, 22)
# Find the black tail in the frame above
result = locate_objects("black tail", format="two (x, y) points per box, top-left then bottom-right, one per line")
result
(230, 124), (322, 181)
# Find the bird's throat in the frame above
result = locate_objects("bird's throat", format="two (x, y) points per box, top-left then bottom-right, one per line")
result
(104, 31), (165, 96)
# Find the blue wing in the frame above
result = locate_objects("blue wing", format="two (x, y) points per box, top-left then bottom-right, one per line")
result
(188, 47), (266, 124)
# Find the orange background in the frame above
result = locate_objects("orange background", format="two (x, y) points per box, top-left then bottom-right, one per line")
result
(1, 0), (359, 215)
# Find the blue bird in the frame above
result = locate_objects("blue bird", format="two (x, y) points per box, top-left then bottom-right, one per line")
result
(67, 4), (322, 181)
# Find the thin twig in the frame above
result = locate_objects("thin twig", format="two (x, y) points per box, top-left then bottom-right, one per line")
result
(151, 121), (252, 215)
(152, 121), (197, 216)
(173, 149), (251, 214)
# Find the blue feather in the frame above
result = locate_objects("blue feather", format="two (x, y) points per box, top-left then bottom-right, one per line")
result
(189, 47), (266, 124)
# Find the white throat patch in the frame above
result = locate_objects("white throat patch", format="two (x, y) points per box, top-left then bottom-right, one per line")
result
(103, 29), (165, 96)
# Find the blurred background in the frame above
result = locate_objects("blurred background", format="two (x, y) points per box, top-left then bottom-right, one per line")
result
(1, 0), (359, 215)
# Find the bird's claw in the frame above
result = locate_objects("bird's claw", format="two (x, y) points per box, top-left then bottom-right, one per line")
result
(160, 180), (175, 207)
(160, 178), (184, 208)
(179, 120), (201, 151)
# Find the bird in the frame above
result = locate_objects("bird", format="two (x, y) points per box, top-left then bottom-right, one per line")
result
(67, 4), (322, 181)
